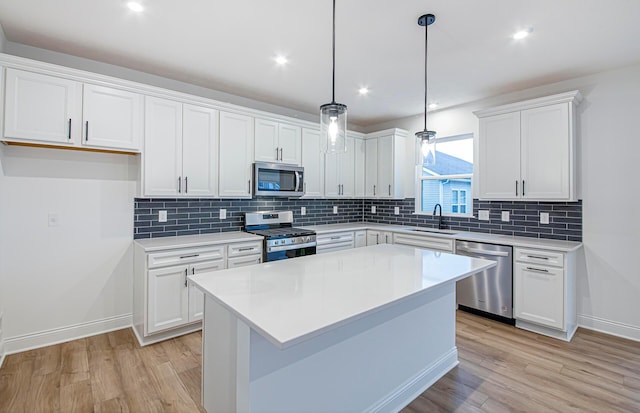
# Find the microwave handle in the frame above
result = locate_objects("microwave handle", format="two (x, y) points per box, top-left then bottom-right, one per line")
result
(295, 171), (301, 192)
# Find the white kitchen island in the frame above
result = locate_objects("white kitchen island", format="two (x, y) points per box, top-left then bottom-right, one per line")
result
(189, 244), (496, 413)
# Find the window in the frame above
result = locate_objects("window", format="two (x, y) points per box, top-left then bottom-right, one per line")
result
(416, 133), (473, 216)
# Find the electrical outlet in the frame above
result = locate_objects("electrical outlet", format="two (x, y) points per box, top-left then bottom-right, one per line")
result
(371, 205), (377, 214)
(394, 207), (400, 215)
(48, 212), (59, 227)
(333, 206), (338, 214)
(301, 207), (306, 216)
(540, 212), (550, 224)
(219, 209), (227, 219)
(478, 210), (489, 221)
(501, 211), (510, 222)
(158, 210), (167, 223)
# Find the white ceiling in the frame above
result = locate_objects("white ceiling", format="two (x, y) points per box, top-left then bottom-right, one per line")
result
(1, 0), (639, 127)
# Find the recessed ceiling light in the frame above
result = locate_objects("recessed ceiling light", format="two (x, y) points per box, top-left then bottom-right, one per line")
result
(428, 103), (439, 110)
(274, 55), (288, 65)
(513, 28), (533, 40)
(127, 2), (144, 12)
(358, 87), (369, 96)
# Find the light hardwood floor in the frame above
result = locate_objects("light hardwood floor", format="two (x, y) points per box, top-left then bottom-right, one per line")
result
(1, 311), (639, 412)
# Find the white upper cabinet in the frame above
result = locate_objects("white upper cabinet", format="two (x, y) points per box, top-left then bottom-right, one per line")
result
(82, 84), (143, 151)
(219, 111), (255, 198)
(325, 136), (355, 197)
(354, 137), (365, 197)
(143, 96), (218, 197)
(301, 128), (325, 198)
(4, 68), (82, 145)
(254, 118), (302, 165)
(475, 91), (581, 201)
(4, 68), (143, 152)
(363, 129), (406, 199)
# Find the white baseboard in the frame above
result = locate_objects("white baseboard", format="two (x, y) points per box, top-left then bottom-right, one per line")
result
(578, 314), (640, 342)
(367, 347), (459, 413)
(0, 339), (5, 369)
(4, 314), (132, 355)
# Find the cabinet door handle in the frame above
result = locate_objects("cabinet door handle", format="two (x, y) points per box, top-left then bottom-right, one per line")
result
(522, 180), (525, 196)
(526, 266), (550, 274)
(515, 180), (518, 196)
(527, 255), (549, 260)
(304, 182), (307, 192)
(373, 185), (376, 196)
(68, 119), (72, 140)
(184, 268), (188, 287)
(330, 236), (341, 240)
(376, 234), (379, 244)
(279, 148), (283, 161)
(179, 254), (200, 259)
(248, 180), (251, 194)
(85, 121), (89, 141)
(185, 176), (188, 194)
(275, 147), (279, 161)
(178, 176), (182, 193)
(388, 184), (391, 196)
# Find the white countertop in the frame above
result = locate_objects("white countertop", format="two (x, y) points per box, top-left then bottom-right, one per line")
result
(134, 232), (263, 252)
(189, 244), (496, 349)
(301, 222), (582, 252)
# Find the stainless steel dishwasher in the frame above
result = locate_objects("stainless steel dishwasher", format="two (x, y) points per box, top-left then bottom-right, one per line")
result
(455, 240), (514, 324)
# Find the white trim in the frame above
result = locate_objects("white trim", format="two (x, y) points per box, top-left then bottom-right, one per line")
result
(4, 314), (132, 355)
(366, 347), (459, 413)
(578, 314), (640, 342)
(0, 339), (5, 369)
(474, 90), (582, 118)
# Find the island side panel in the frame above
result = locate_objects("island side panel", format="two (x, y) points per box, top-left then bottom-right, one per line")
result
(248, 283), (458, 413)
(202, 297), (251, 412)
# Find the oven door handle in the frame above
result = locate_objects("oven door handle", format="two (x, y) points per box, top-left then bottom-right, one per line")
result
(294, 171), (301, 192)
(268, 241), (317, 252)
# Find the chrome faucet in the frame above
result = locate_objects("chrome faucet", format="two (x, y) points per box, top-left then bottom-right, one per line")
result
(433, 203), (444, 229)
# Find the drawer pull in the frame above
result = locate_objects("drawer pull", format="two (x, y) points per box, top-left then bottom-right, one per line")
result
(527, 255), (549, 260)
(237, 247), (255, 251)
(179, 254), (200, 259)
(330, 236), (341, 240)
(526, 266), (550, 273)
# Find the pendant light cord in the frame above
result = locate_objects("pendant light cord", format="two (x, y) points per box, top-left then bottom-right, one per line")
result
(332, 0), (336, 104)
(423, 18), (428, 131)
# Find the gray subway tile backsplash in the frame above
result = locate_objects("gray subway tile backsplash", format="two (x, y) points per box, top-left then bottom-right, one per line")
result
(134, 197), (582, 242)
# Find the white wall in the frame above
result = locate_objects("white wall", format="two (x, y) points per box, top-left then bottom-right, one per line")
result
(0, 22), (7, 365)
(1, 146), (138, 352)
(368, 64), (640, 340)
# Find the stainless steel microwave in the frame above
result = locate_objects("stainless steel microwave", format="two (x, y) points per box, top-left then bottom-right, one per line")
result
(253, 162), (304, 197)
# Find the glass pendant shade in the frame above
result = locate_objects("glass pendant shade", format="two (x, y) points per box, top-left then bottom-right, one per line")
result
(321, 102), (347, 153)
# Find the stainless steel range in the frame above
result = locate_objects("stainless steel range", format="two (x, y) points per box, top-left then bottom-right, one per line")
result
(244, 211), (316, 262)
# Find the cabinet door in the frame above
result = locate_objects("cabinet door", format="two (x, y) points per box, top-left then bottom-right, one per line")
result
(219, 111), (254, 198)
(377, 135), (394, 198)
(521, 103), (570, 199)
(4, 68), (82, 145)
(301, 128), (324, 198)
(147, 265), (189, 334)
(514, 262), (564, 329)
(366, 231), (380, 246)
(82, 84), (142, 151)
(339, 137), (356, 197)
(188, 260), (225, 322)
(254, 118), (279, 163)
(143, 97), (183, 196)
(325, 152), (340, 197)
(354, 230), (367, 248)
(479, 112), (521, 199)
(354, 138), (366, 197)
(182, 104), (219, 197)
(365, 138), (378, 197)
(278, 123), (302, 165)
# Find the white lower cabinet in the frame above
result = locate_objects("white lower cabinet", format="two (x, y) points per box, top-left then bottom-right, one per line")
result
(513, 247), (577, 340)
(366, 230), (393, 246)
(354, 230), (367, 248)
(316, 232), (355, 254)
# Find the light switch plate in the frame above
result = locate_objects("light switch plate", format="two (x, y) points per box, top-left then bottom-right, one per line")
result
(219, 209), (227, 219)
(301, 207), (306, 216)
(371, 206), (377, 214)
(501, 211), (510, 222)
(394, 207), (400, 215)
(540, 212), (550, 224)
(333, 206), (338, 214)
(478, 210), (489, 221)
(158, 210), (167, 223)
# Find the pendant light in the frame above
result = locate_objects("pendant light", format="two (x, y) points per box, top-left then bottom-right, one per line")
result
(416, 13), (436, 166)
(320, 0), (347, 154)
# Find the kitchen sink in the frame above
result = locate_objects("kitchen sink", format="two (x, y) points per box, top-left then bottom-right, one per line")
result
(406, 228), (459, 235)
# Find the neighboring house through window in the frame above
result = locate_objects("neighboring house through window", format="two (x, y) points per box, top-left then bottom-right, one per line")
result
(416, 133), (473, 215)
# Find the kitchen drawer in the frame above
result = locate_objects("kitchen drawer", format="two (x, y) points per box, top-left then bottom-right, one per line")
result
(393, 233), (454, 253)
(148, 245), (225, 269)
(515, 248), (564, 268)
(317, 232), (354, 246)
(227, 254), (262, 268)
(228, 241), (263, 258)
